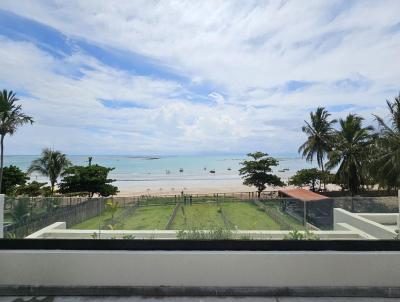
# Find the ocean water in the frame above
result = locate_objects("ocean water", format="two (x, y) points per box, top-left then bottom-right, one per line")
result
(4, 155), (317, 194)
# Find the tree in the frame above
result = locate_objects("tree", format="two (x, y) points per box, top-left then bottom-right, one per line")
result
(28, 148), (72, 194)
(371, 92), (400, 190)
(0, 90), (33, 193)
(59, 164), (119, 197)
(326, 114), (374, 210)
(298, 107), (336, 190)
(11, 197), (30, 223)
(239, 152), (283, 197)
(1, 165), (29, 195)
(16, 181), (51, 197)
(105, 199), (119, 225)
(289, 168), (321, 191)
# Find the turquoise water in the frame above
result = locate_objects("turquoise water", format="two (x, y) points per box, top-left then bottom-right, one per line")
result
(4, 154), (316, 183)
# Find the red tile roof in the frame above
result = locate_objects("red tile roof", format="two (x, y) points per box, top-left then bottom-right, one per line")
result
(278, 188), (330, 202)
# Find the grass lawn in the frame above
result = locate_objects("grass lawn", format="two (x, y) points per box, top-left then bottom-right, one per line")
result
(71, 201), (304, 231)
(71, 208), (125, 229)
(71, 205), (175, 230)
(171, 202), (226, 229)
(122, 205), (175, 230)
(221, 202), (281, 230)
(262, 201), (304, 230)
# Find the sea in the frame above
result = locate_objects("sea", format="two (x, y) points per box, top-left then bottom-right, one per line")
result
(4, 155), (318, 195)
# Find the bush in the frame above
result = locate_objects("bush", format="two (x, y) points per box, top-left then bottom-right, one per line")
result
(11, 197), (30, 223)
(177, 227), (233, 240)
(284, 229), (320, 240)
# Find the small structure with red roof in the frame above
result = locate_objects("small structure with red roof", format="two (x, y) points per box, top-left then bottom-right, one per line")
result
(278, 188), (333, 229)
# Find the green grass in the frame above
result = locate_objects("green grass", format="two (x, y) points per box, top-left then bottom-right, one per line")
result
(71, 201), (304, 231)
(71, 205), (175, 230)
(262, 201), (304, 230)
(71, 208), (125, 230)
(171, 203), (226, 229)
(122, 205), (175, 230)
(221, 202), (281, 230)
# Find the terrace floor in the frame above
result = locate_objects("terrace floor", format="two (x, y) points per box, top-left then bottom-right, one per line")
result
(1, 297), (399, 302)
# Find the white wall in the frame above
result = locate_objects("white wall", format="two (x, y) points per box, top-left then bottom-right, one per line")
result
(1, 250), (400, 287)
(26, 222), (367, 240)
(0, 194), (4, 239)
(334, 208), (396, 239)
(358, 213), (398, 225)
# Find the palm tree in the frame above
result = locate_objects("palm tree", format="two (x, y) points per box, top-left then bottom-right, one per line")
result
(0, 90), (33, 194)
(28, 148), (72, 194)
(298, 107), (337, 190)
(371, 92), (400, 190)
(326, 114), (374, 211)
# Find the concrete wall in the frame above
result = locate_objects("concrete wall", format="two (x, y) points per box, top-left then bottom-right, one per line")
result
(1, 250), (400, 288)
(334, 208), (396, 239)
(358, 213), (398, 225)
(26, 222), (367, 240)
(0, 194), (3, 238)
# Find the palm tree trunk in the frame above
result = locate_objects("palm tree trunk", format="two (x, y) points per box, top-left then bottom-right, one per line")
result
(321, 162), (326, 191)
(0, 135), (4, 194)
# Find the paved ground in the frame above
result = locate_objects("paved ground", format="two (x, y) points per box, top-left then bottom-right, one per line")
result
(1, 297), (400, 302)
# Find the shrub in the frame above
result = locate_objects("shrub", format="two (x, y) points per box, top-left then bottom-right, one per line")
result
(284, 229), (320, 240)
(177, 227), (233, 240)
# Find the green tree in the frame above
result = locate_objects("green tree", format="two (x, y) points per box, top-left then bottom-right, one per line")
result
(371, 93), (400, 190)
(1, 165), (29, 195)
(239, 152), (283, 197)
(289, 168), (321, 191)
(28, 148), (72, 195)
(105, 199), (119, 224)
(16, 181), (51, 197)
(326, 114), (374, 210)
(0, 90), (33, 193)
(11, 197), (30, 223)
(59, 164), (118, 197)
(298, 107), (336, 190)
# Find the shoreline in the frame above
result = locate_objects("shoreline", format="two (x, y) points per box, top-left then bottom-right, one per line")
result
(114, 180), (340, 197)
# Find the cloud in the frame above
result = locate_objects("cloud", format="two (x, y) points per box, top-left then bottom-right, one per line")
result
(0, 1), (399, 155)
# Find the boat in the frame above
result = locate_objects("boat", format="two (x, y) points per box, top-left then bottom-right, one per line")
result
(209, 169), (215, 174)
(179, 168), (184, 173)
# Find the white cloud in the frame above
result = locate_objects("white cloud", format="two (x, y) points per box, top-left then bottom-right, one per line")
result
(0, 1), (399, 155)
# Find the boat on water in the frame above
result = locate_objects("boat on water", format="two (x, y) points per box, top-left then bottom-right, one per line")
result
(209, 169), (215, 174)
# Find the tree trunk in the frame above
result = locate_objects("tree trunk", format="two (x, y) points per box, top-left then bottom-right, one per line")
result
(0, 135), (4, 194)
(321, 162), (326, 191)
(257, 190), (261, 198)
(50, 181), (55, 196)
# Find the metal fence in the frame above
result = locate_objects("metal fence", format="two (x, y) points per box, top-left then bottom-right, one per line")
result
(4, 197), (105, 238)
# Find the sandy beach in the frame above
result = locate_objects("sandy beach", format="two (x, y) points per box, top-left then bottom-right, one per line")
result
(114, 178), (259, 196)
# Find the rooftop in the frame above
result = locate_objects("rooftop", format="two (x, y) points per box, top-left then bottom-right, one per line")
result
(279, 188), (330, 202)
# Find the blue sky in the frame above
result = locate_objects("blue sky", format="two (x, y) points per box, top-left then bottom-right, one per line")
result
(0, 0), (399, 155)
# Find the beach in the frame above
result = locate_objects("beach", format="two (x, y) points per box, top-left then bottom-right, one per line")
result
(4, 154), (318, 196)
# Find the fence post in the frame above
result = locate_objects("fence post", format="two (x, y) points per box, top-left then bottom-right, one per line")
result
(0, 194), (4, 238)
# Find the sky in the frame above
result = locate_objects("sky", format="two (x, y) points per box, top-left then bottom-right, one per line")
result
(0, 0), (399, 156)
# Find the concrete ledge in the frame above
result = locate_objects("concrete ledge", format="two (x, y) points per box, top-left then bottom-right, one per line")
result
(334, 208), (396, 239)
(2, 250), (400, 288)
(1, 286), (400, 297)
